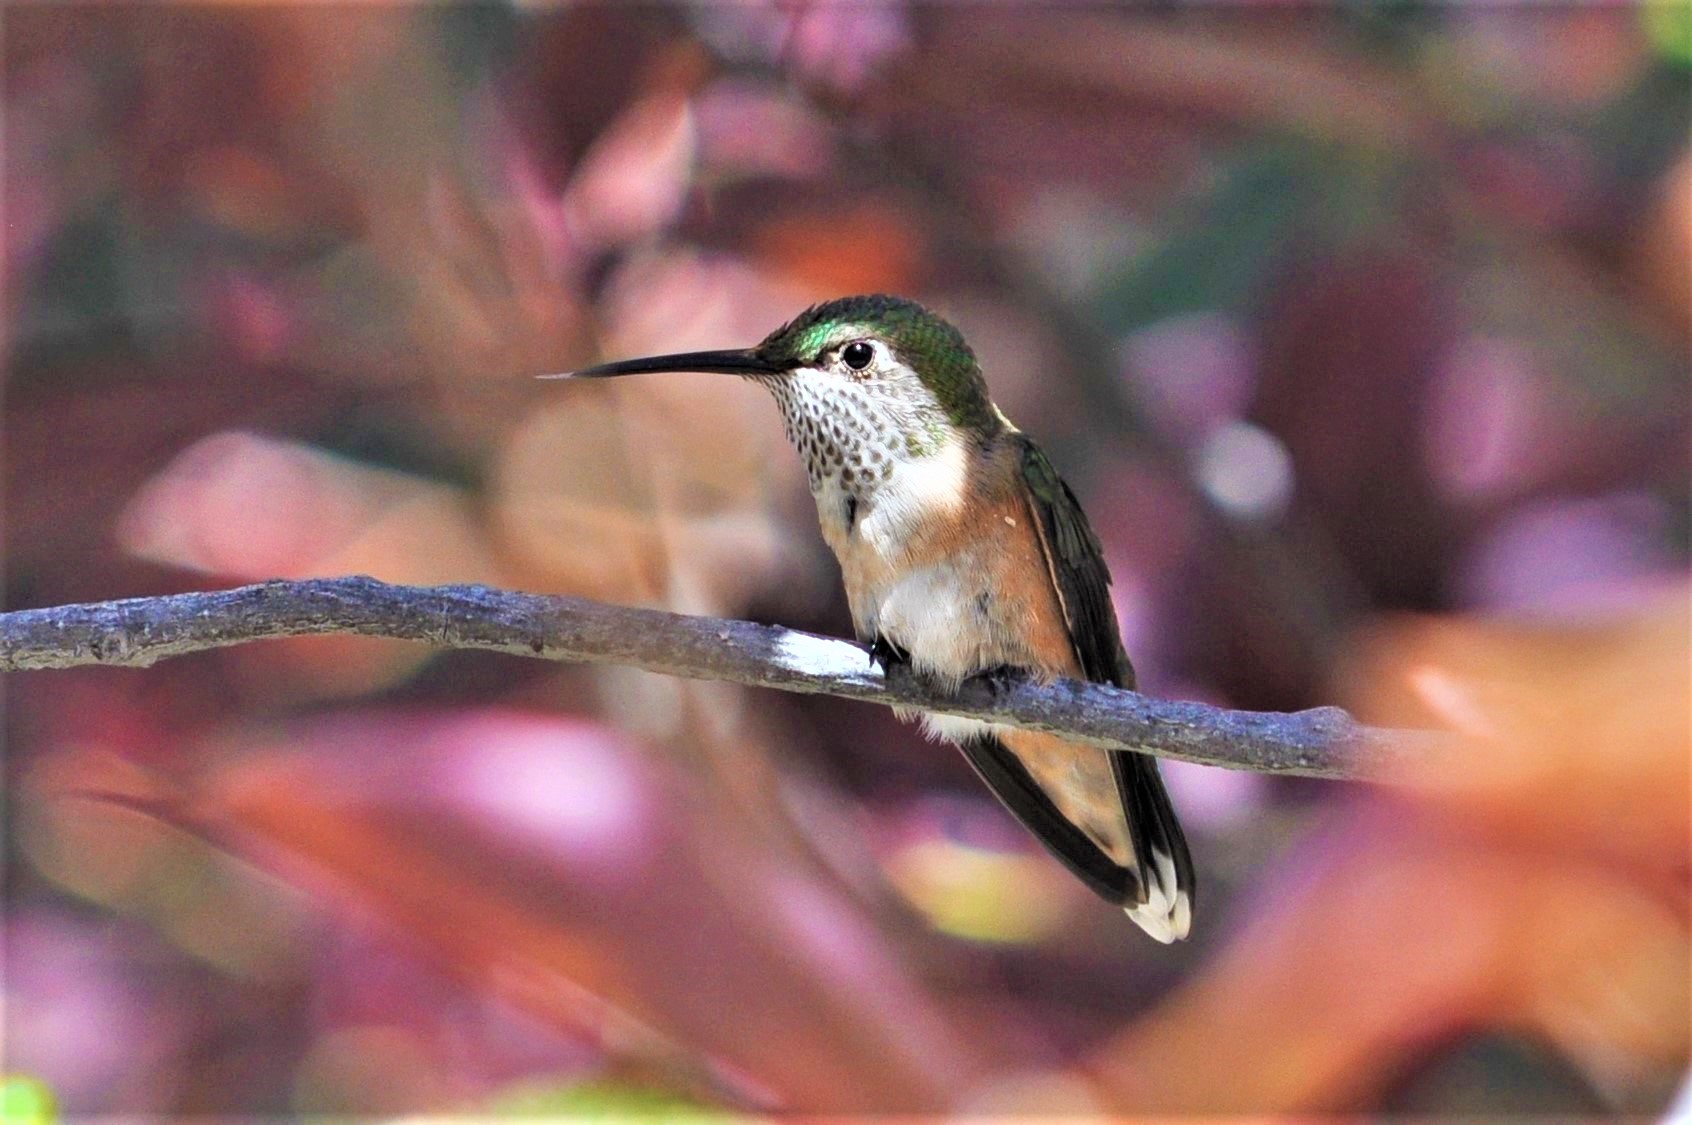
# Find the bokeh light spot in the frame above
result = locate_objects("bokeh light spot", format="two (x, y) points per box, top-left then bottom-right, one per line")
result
(0, 1075), (59, 1125)
(1195, 420), (1295, 521)
(885, 838), (1068, 945)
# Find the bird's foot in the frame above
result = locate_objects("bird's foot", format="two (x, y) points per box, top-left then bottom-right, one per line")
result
(867, 635), (909, 674)
(971, 664), (1025, 697)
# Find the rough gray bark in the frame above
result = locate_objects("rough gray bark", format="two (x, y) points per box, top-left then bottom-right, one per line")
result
(0, 576), (1450, 778)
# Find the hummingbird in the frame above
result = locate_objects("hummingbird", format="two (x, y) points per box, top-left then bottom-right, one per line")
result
(556, 295), (1193, 941)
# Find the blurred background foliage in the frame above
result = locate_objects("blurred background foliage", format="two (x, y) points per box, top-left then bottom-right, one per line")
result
(4, 2), (1688, 1116)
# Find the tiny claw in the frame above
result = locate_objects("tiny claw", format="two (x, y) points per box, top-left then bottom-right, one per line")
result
(868, 635), (908, 673)
(974, 664), (1022, 695)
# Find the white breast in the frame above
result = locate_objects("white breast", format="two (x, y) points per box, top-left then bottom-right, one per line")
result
(832, 438), (971, 641)
(852, 438), (969, 553)
(843, 439), (1019, 746)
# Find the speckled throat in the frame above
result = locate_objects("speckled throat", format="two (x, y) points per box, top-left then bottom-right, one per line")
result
(762, 371), (916, 498)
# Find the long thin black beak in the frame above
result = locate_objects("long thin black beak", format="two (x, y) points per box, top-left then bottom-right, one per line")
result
(538, 348), (785, 380)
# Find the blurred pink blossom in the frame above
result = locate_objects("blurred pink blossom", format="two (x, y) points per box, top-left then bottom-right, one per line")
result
(1456, 491), (1679, 616)
(1122, 312), (1256, 440)
(6, 910), (191, 1111)
(690, 2), (911, 93)
(694, 79), (833, 181)
(564, 92), (696, 252)
(210, 272), (293, 364)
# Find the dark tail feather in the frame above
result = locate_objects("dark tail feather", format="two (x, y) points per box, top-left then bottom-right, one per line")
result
(958, 736), (1194, 941)
(955, 735), (1136, 902)
(1112, 751), (1194, 942)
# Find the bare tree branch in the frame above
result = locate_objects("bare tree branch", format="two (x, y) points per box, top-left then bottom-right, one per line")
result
(0, 576), (1449, 778)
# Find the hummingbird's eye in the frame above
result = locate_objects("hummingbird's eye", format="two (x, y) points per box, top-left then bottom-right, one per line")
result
(841, 341), (875, 372)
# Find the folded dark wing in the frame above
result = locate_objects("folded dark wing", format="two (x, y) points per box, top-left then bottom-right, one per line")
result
(1010, 436), (1194, 914)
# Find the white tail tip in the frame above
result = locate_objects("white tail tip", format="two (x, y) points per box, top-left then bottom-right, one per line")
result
(1125, 848), (1191, 942)
(1126, 892), (1191, 943)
